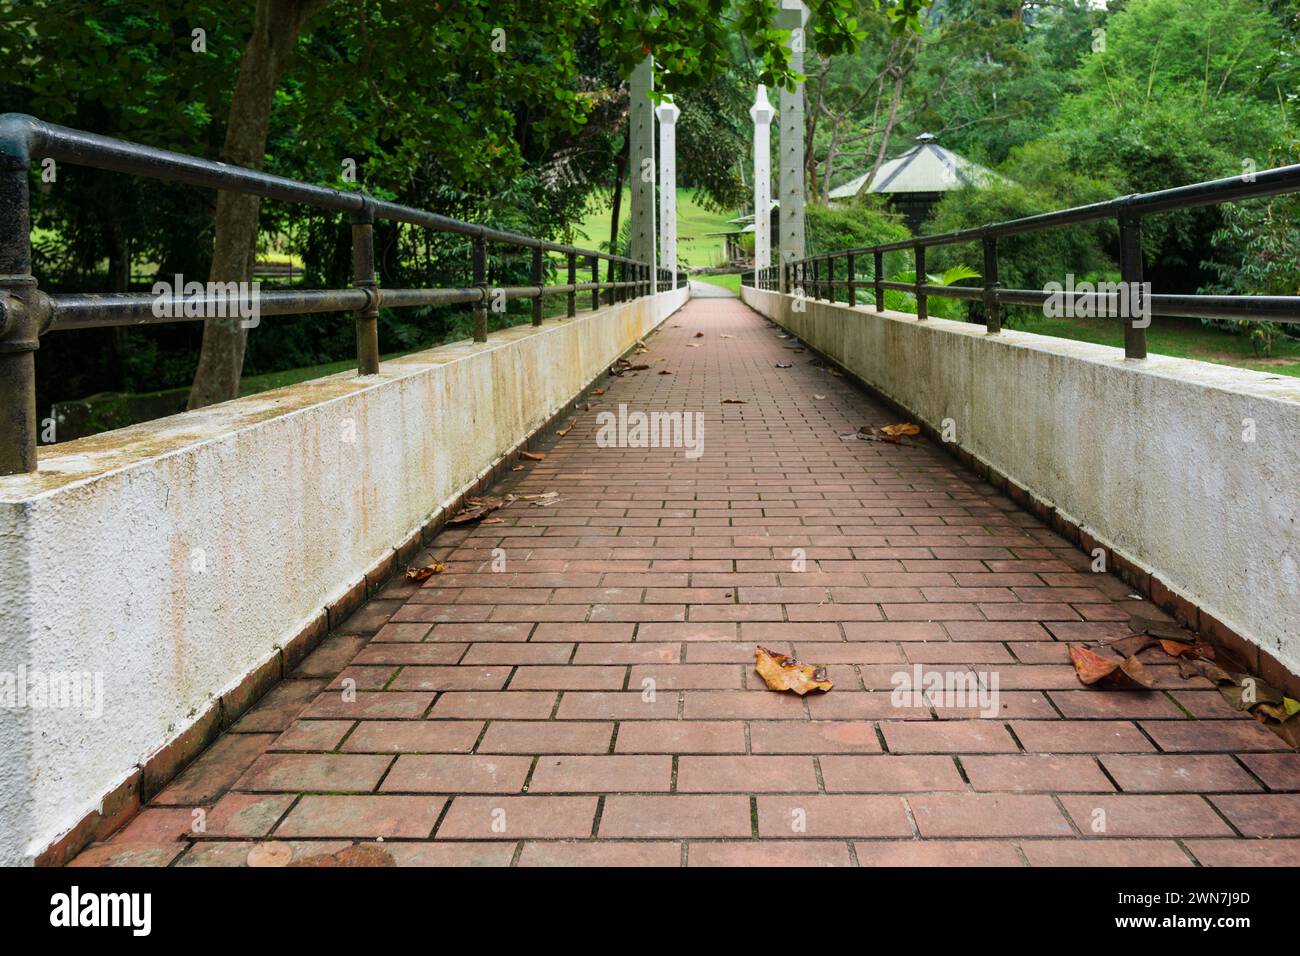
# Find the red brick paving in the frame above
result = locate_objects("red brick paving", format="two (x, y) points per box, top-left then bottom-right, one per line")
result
(70, 296), (1299, 867)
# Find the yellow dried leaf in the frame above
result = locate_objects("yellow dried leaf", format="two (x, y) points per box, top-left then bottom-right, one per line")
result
(405, 561), (446, 582)
(755, 646), (833, 696)
(879, 423), (920, 438)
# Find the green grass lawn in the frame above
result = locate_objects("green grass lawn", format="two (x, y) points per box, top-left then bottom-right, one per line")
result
(693, 273), (742, 293)
(574, 188), (737, 269)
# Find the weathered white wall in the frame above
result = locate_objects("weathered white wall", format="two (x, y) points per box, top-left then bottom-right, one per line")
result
(0, 287), (688, 865)
(743, 286), (1300, 674)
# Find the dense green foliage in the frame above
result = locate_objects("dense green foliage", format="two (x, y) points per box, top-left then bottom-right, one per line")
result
(888, 0), (1299, 333)
(2, 0), (922, 414)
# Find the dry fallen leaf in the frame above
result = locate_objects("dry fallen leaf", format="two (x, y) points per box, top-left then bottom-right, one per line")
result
(511, 465), (525, 472)
(405, 561), (446, 582)
(288, 845), (396, 868)
(1103, 634), (1157, 658)
(658, 370), (672, 375)
(694, 332), (704, 338)
(775, 362), (793, 368)
(592, 388), (606, 396)
(880, 423), (921, 438)
(755, 646), (833, 696)
(447, 496), (506, 525)
(686, 343), (702, 348)
(721, 398), (747, 404)
(1144, 621), (1194, 642)
(520, 451), (545, 461)
(1068, 644), (1155, 689)
(1159, 639), (1215, 659)
(515, 491), (560, 507)
(246, 843), (293, 867)
(814, 394), (827, 400)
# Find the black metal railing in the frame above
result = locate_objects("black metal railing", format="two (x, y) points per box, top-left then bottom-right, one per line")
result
(753, 266), (780, 291)
(656, 266), (686, 293)
(744, 163), (1300, 355)
(0, 114), (674, 475)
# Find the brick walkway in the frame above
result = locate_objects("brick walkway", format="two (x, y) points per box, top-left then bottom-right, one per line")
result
(73, 296), (1300, 867)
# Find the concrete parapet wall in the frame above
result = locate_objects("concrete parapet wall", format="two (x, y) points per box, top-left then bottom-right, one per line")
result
(742, 286), (1300, 682)
(0, 286), (688, 865)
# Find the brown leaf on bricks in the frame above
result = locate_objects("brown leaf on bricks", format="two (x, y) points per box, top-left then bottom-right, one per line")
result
(592, 388), (606, 396)
(694, 332), (704, 338)
(755, 646), (833, 696)
(1104, 634), (1157, 657)
(1220, 675), (1286, 712)
(1158, 639), (1215, 659)
(658, 370), (672, 375)
(1069, 645), (1120, 684)
(1273, 713), (1300, 748)
(1068, 644), (1155, 689)
(406, 561), (446, 582)
(775, 362), (793, 368)
(448, 495), (506, 525)
(1116, 655), (1156, 688)
(1144, 621), (1195, 643)
(246, 843), (293, 867)
(721, 398), (747, 404)
(1177, 656), (1233, 685)
(879, 423), (921, 438)
(520, 451), (545, 461)
(288, 845), (396, 868)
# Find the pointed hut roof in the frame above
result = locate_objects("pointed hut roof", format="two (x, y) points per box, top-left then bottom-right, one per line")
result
(828, 133), (1009, 200)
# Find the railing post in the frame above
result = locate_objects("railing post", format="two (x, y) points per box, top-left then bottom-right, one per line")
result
(1119, 212), (1146, 359)
(914, 245), (927, 321)
(532, 245), (544, 326)
(982, 235), (1001, 334)
(827, 255), (835, 303)
(0, 157), (41, 475)
(812, 258), (820, 301)
(590, 255), (600, 311)
(846, 253), (856, 308)
(873, 250), (884, 312)
(471, 236), (488, 342)
(350, 199), (381, 375)
(564, 251), (574, 317)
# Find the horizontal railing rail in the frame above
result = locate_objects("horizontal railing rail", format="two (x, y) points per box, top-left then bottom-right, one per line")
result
(745, 162), (1300, 350)
(0, 114), (678, 475)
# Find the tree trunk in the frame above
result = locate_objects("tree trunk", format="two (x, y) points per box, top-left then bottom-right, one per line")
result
(187, 0), (330, 410)
(606, 137), (630, 283)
